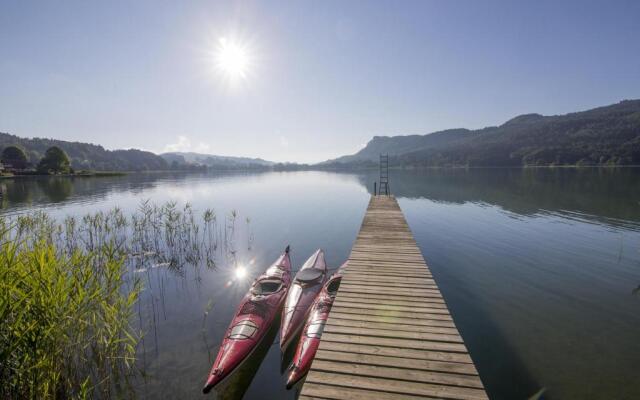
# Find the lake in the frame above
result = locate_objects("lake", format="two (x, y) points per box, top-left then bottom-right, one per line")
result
(1, 168), (639, 400)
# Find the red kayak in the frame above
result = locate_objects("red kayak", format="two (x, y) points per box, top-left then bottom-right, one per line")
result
(202, 246), (292, 394)
(280, 249), (328, 350)
(286, 264), (345, 389)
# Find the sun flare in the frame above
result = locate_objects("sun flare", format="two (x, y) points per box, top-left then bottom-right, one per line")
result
(234, 265), (247, 280)
(214, 37), (250, 81)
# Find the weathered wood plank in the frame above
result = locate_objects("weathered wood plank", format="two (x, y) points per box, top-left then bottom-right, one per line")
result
(317, 341), (474, 364)
(327, 317), (459, 335)
(345, 272), (435, 280)
(339, 284), (443, 297)
(305, 371), (488, 400)
(327, 311), (456, 328)
(341, 279), (438, 290)
(343, 271), (434, 280)
(314, 349), (480, 375)
(330, 305), (454, 321)
(343, 278), (437, 287)
(333, 296), (448, 311)
(345, 261), (431, 270)
(323, 324), (464, 343)
(337, 287), (446, 301)
(311, 359), (484, 389)
(320, 332), (467, 353)
(301, 383), (430, 400)
(335, 292), (448, 306)
(332, 300), (451, 315)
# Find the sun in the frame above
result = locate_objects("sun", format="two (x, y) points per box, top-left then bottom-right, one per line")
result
(214, 37), (250, 81)
(234, 265), (247, 280)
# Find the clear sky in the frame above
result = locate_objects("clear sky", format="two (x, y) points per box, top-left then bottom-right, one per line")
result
(1, 0), (639, 163)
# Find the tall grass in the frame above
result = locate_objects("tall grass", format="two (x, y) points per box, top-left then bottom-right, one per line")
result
(0, 201), (246, 399)
(0, 232), (140, 399)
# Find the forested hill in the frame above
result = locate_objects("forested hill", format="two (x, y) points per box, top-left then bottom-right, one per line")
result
(4, 99), (639, 171)
(325, 100), (640, 167)
(0, 133), (168, 171)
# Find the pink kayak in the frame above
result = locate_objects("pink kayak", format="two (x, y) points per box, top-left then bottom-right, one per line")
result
(286, 263), (345, 389)
(202, 246), (292, 394)
(280, 249), (328, 350)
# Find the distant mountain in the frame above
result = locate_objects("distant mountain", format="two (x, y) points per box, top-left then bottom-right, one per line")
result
(160, 152), (274, 169)
(4, 99), (638, 172)
(323, 100), (640, 167)
(325, 129), (475, 164)
(0, 132), (168, 171)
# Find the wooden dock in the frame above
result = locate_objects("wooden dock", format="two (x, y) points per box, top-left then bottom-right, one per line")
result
(299, 195), (488, 400)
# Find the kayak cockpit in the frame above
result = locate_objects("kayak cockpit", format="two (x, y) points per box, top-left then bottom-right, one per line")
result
(326, 277), (342, 296)
(251, 279), (284, 296)
(294, 268), (324, 285)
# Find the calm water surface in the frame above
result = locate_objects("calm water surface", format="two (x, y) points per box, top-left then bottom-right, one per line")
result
(1, 169), (639, 400)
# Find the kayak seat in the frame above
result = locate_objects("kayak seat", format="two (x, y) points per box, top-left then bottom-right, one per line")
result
(294, 268), (324, 283)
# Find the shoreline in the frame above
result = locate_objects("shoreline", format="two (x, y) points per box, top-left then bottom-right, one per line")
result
(0, 171), (127, 179)
(1, 164), (639, 180)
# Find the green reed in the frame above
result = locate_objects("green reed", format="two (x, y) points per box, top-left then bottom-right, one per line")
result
(0, 232), (141, 399)
(0, 201), (249, 399)
(3, 201), (236, 273)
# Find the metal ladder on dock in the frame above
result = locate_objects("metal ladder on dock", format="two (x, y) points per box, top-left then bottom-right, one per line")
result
(378, 154), (390, 195)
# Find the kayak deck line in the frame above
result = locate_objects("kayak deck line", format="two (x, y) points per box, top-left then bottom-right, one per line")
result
(299, 195), (488, 400)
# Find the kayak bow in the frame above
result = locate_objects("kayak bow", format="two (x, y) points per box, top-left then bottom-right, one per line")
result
(286, 263), (345, 389)
(203, 246), (292, 394)
(280, 249), (328, 350)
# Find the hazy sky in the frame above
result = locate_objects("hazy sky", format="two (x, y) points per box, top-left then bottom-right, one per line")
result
(1, 0), (639, 163)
